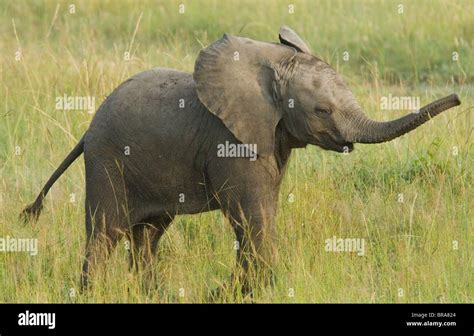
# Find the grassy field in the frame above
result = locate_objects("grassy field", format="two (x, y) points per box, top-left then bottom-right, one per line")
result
(0, 0), (472, 303)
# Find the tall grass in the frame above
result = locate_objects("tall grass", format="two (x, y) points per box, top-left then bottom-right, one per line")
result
(0, 0), (472, 302)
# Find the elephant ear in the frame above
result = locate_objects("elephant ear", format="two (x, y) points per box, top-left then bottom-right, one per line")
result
(279, 25), (311, 53)
(194, 34), (293, 157)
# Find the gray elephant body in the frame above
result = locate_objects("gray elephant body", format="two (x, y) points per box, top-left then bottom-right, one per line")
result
(87, 68), (223, 218)
(86, 67), (286, 224)
(82, 68), (290, 291)
(22, 26), (460, 295)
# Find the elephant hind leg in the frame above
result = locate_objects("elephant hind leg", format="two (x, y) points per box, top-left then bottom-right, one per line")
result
(128, 214), (174, 291)
(80, 159), (131, 291)
(80, 208), (122, 291)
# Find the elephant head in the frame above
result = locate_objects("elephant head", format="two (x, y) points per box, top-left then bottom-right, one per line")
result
(194, 26), (461, 156)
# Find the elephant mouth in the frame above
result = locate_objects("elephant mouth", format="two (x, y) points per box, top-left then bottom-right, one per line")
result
(316, 140), (354, 153)
(335, 142), (354, 153)
(311, 131), (355, 153)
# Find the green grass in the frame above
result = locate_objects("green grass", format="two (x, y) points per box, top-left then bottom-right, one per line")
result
(0, 0), (472, 303)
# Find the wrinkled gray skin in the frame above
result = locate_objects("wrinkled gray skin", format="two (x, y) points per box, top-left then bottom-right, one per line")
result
(21, 26), (460, 296)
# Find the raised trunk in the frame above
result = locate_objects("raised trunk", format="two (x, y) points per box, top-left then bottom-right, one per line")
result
(344, 94), (461, 144)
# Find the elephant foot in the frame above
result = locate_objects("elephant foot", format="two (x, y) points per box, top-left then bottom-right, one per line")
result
(206, 281), (255, 303)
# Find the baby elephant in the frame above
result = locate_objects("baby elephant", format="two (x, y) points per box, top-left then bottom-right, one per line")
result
(22, 26), (460, 296)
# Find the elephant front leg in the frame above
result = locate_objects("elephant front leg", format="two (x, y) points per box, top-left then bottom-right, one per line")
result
(206, 158), (282, 300)
(227, 198), (279, 298)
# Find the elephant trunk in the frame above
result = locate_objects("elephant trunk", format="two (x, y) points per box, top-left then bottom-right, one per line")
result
(343, 94), (461, 144)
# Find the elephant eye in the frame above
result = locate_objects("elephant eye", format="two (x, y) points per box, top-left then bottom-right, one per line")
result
(314, 107), (331, 118)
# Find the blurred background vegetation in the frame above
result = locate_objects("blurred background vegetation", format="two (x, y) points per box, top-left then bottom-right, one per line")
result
(2, 0), (473, 84)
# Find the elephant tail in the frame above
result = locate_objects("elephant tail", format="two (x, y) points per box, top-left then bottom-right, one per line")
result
(20, 134), (86, 223)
